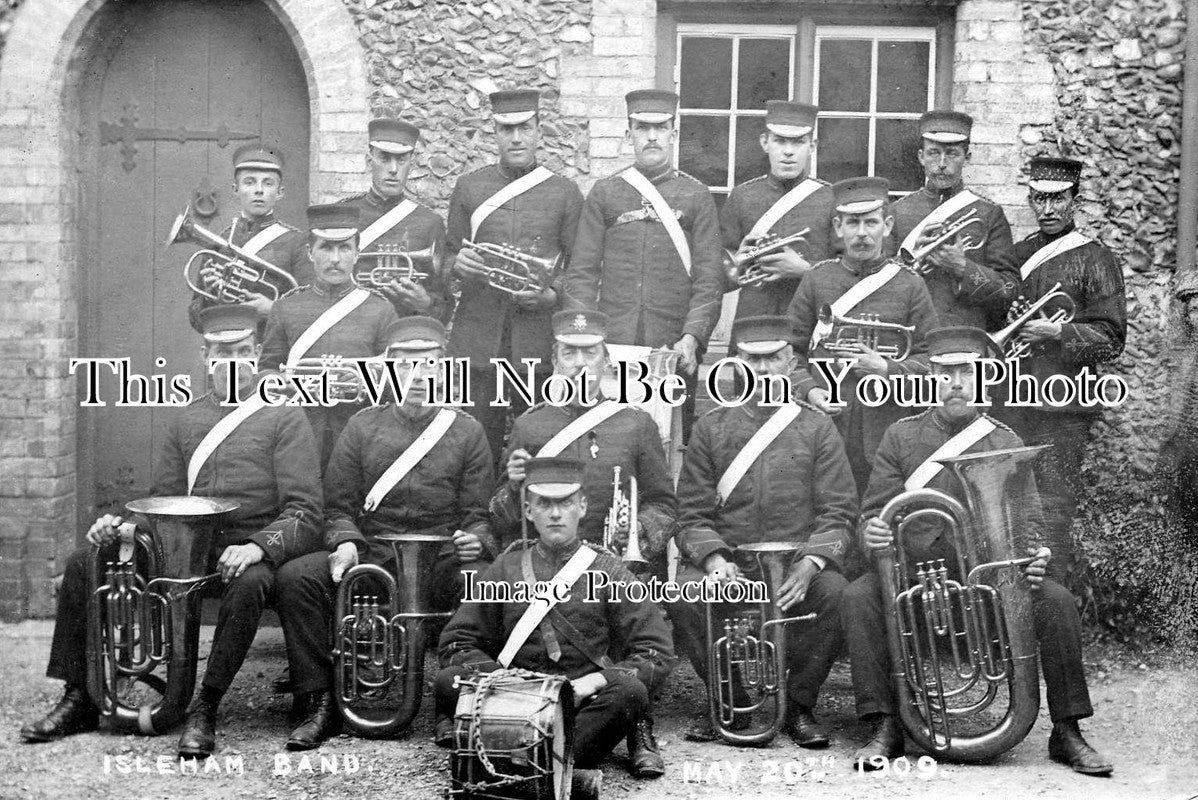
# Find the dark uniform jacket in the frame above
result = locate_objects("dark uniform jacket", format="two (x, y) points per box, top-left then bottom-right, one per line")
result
(324, 405), (496, 564)
(676, 401), (858, 571)
(445, 163), (584, 364)
(886, 186), (1018, 330)
(720, 174), (835, 344)
(861, 409), (1045, 570)
(187, 212), (312, 332)
(439, 540), (677, 692)
(1010, 225), (1126, 415)
(336, 188), (453, 323)
(147, 389), (324, 565)
(260, 283), (400, 370)
(490, 403), (676, 558)
(565, 165), (724, 349)
(788, 256), (940, 481)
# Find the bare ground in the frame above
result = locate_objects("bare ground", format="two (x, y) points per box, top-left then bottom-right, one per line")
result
(1, 620), (1195, 800)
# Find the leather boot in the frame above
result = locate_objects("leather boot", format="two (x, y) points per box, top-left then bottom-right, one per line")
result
(853, 714), (904, 770)
(433, 716), (455, 749)
(286, 690), (342, 751)
(20, 685), (99, 743)
(1048, 719), (1113, 776)
(570, 768), (603, 800)
(626, 715), (665, 778)
(785, 706), (830, 748)
(177, 696), (219, 759)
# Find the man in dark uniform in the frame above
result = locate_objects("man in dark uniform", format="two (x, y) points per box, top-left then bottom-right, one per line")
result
(564, 89), (724, 440)
(886, 111), (1018, 329)
(20, 305), (327, 757)
(788, 177), (939, 492)
(670, 315), (856, 745)
(1004, 156), (1126, 574)
(446, 89), (584, 461)
(277, 315), (495, 746)
(336, 118), (453, 322)
(188, 144), (312, 331)
(435, 457), (677, 788)
(261, 203), (401, 468)
(720, 101), (834, 342)
(841, 326), (1112, 776)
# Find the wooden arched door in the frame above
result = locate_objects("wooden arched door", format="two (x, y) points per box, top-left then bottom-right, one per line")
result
(77, 0), (310, 529)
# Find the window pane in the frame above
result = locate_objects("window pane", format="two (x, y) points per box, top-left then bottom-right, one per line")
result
(875, 118), (924, 193)
(679, 115), (730, 187)
(737, 39), (790, 110)
(680, 38), (733, 109)
(818, 39), (871, 113)
(876, 41), (930, 113)
(815, 117), (869, 183)
(733, 115), (769, 184)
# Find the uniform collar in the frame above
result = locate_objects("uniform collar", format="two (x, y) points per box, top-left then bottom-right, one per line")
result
(390, 401), (437, 425)
(840, 254), (890, 276)
(533, 538), (584, 567)
(767, 173), (806, 192)
(633, 162), (673, 184)
(1038, 222), (1078, 242)
(312, 280), (356, 298)
(498, 161), (540, 181)
(238, 210), (278, 231)
(930, 408), (982, 435)
(923, 182), (967, 204)
(367, 186), (406, 208)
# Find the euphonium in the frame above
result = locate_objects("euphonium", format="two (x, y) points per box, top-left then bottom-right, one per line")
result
(602, 466), (648, 570)
(901, 209), (985, 274)
(816, 304), (916, 361)
(355, 241), (442, 287)
(85, 495), (237, 734)
(723, 229), (811, 289)
(990, 282), (1076, 359)
(460, 239), (561, 295)
(333, 532), (453, 738)
(705, 542), (815, 746)
(875, 445), (1048, 761)
(167, 204), (299, 302)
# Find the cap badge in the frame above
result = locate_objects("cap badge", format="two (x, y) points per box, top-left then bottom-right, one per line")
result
(571, 314), (588, 331)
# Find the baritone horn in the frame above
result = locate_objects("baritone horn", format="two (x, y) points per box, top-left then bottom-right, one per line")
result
(459, 239), (561, 295)
(989, 282), (1076, 359)
(875, 445), (1048, 761)
(167, 204), (299, 302)
(816, 304), (916, 361)
(724, 229), (810, 289)
(355, 241), (442, 287)
(86, 496), (237, 735)
(902, 209), (984, 274)
(333, 532), (453, 738)
(706, 542), (815, 746)
(602, 466), (648, 570)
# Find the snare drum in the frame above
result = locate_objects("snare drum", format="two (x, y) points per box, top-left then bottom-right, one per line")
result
(449, 669), (575, 800)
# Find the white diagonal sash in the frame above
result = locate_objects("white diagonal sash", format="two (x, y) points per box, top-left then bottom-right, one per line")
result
(497, 544), (597, 668)
(904, 416), (996, 491)
(186, 395), (270, 494)
(747, 178), (824, 240)
(241, 222), (289, 255)
(1019, 230), (1090, 281)
(715, 404), (801, 505)
(359, 199), (418, 250)
(809, 262), (903, 351)
(899, 189), (980, 255)
(363, 408), (456, 512)
(285, 288), (372, 367)
(470, 166), (554, 239)
(620, 168), (692, 274)
(536, 401), (624, 457)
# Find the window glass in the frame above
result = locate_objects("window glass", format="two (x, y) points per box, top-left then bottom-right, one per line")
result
(680, 38), (733, 109)
(877, 41), (930, 113)
(815, 117), (869, 184)
(818, 39), (872, 113)
(875, 117), (924, 192)
(678, 115), (730, 186)
(738, 39), (791, 109)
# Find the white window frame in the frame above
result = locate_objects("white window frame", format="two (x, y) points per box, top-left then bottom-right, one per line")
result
(673, 23), (796, 195)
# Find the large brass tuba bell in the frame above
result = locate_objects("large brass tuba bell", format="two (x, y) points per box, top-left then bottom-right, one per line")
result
(333, 532), (453, 738)
(85, 495), (237, 735)
(705, 542), (815, 746)
(876, 445), (1047, 761)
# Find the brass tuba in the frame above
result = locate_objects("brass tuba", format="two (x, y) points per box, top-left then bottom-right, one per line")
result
(816, 304), (916, 361)
(602, 466), (648, 571)
(723, 229), (810, 289)
(875, 445), (1047, 761)
(85, 496), (236, 734)
(989, 282), (1076, 360)
(167, 204), (299, 302)
(333, 532), (453, 738)
(459, 240), (561, 296)
(705, 542), (815, 746)
(355, 241), (442, 287)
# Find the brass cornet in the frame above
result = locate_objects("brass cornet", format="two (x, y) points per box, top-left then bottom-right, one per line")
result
(355, 241), (442, 287)
(990, 282), (1076, 359)
(901, 209), (984, 274)
(724, 229), (810, 289)
(602, 466), (648, 570)
(167, 204), (299, 302)
(274, 355), (382, 404)
(459, 240), (561, 295)
(816, 304), (916, 361)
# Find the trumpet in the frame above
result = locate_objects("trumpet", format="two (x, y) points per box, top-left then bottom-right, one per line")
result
(724, 229), (810, 289)
(602, 466), (648, 570)
(706, 542), (815, 746)
(167, 205), (299, 303)
(275, 355), (381, 403)
(355, 241), (442, 287)
(816, 304), (916, 361)
(990, 282), (1076, 359)
(901, 209), (984, 274)
(459, 239), (561, 296)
